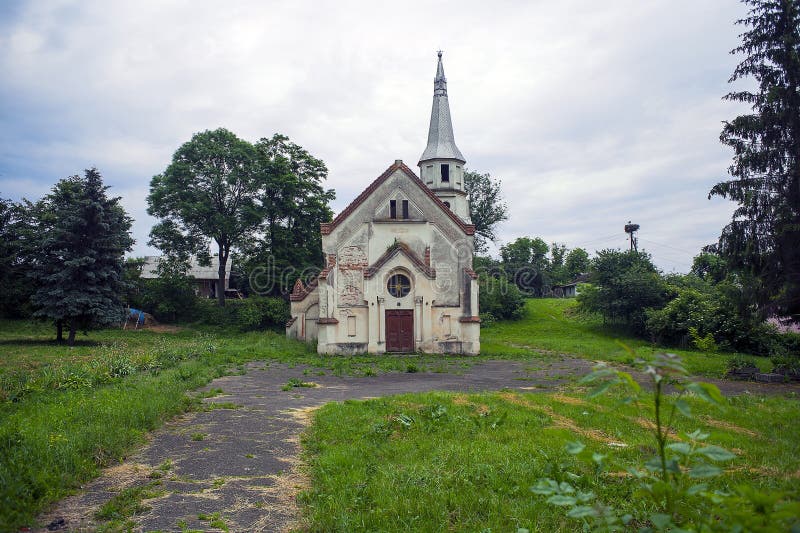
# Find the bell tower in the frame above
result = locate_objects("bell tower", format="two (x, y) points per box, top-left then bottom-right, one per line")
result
(418, 51), (471, 223)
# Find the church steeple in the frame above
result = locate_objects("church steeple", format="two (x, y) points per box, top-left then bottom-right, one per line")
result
(419, 51), (470, 223)
(420, 51), (465, 164)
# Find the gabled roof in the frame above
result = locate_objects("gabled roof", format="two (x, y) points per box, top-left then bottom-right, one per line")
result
(320, 160), (475, 236)
(364, 242), (436, 279)
(140, 256), (231, 280)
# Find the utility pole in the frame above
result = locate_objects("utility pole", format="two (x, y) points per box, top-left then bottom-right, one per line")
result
(624, 221), (639, 252)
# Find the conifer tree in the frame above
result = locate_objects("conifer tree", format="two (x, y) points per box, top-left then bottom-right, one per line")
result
(710, 0), (800, 321)
(30, 169), (134, 345)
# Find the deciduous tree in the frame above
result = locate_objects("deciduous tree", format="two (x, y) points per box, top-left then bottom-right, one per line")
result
(148, 128), (260, 306)
(464, 170), (508, 253)
(243, 134), (334, 295)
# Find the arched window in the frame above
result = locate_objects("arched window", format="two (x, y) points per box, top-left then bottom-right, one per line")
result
(387, 273), (411, 298)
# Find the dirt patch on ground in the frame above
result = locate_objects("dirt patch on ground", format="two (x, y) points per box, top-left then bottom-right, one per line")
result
(497, 391), (625, 446)
(551, 393), (591, 407)
(144, 324), (183, 333)
(701, 416), (760, 438)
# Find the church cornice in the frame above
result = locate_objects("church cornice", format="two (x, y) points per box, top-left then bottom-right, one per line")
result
(320, 160), (475, 236)
(364, 241), (436, 280)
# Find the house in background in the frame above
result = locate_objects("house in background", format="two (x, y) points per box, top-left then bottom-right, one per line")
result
(552, 273), (590, 298)
(140, 256), (232, 299)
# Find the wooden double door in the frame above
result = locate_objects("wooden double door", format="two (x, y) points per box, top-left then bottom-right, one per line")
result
(386, 310), (414, 352)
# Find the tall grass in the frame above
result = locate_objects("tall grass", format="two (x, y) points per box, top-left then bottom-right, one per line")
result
(0, 326), (310, 531)
(300, 390), (800, 531)
(481, 299), (772, 376)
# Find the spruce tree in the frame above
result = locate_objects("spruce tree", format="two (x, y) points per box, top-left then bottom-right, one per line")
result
(30, 168), (134, 345)
(710, 0), (800, 321)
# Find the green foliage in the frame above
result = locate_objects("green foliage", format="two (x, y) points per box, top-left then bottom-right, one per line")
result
(235, 296), (290, 331)
(28, 169), (134, 344)
(0, 198), (35, 318)
(645, 271), (792, 356)
(689, 327), (718, 353)
(565, 247), (590, 280)
(137, 259), (199, 323)
(147, 128), (260, 307)
(578, 250), (667, 334)
(496, 237), (589, 296)
(690, 252), (727, 284)
(534, 353), (800, 531)
(478, 274), (526, 323)
(645, 285), (718, 347)
(500, 236), (550, 296)
(463, 170), (509, 253)
(148, 129), (335, 304)
(710, 0), (800, 321)
(95, 481), (165, 521)
(242, 134), (335, 296)
(192, 295), (289, 331)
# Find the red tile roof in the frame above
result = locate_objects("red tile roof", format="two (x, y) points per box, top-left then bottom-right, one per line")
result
(321, 161), (475, 236)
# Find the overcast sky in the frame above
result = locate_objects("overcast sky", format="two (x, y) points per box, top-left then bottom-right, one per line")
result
(0, 0), (751, 272)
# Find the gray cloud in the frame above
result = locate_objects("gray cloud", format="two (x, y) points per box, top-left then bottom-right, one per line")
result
(0, 0), (750, 271)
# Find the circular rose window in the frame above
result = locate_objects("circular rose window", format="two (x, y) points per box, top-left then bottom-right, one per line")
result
(387, 273), (411, 298)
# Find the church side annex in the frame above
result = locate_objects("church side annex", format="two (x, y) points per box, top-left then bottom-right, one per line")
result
(286, 52), (480, 355)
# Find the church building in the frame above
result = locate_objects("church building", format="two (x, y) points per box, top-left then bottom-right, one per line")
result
(286, 52), (480, 355)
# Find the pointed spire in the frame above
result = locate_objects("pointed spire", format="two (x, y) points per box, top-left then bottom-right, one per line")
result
(434, 50), (447, 96)
(419, 51), (465, 164)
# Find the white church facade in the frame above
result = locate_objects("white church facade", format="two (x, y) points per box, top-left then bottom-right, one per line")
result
(286, 52), (480, 355)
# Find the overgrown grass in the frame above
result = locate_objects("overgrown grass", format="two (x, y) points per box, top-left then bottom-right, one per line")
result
(299, 389), (800, 532)
(0, 322), (311, 531)
(481, 299), (772, 376)
(0, 301), (786, 530)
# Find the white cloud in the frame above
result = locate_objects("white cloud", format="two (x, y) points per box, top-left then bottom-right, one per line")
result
(0, 0), (751, 270)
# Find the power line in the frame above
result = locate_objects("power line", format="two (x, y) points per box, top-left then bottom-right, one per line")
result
(638, 238), (697, 256)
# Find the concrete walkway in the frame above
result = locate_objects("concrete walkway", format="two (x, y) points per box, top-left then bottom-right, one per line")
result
(36, 358), (797, 532)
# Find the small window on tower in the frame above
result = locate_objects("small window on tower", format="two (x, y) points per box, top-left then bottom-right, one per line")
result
(402, 200), (409, 219)
(441, 164), (450, 182)
(443, 201), (451, 209)
(389, 200), (397, 219)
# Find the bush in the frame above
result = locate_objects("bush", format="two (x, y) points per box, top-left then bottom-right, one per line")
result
(479, 274), (526, 322)
(194, 296), (289, 331)
(577, 250), (667, 334)
(236, 296), (289, 331)
(644, 275), (795, 356)
(137, 275), (198, 323)
(645, 287), (717, 348)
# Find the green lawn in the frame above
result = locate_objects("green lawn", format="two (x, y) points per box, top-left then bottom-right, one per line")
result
(300, 389), (800, 532)
(0, 302), (789, 530)
(481, 299), (772, 377)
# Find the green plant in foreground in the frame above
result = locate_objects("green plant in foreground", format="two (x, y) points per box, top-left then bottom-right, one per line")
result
(281, 377), (317, 391)
(532, 352), (800, 532)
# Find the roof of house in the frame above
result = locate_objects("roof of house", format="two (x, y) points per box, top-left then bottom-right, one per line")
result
(139, 256), (232, 280)
(320, 160), (475, 236)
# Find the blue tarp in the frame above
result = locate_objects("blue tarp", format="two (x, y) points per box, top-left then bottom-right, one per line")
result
(128, 308), (145, 325)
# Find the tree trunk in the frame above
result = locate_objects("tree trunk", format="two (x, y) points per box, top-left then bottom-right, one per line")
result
(67, 321), (77, 346)
(217, 243), (228, 307)
(56, 320), (63, 342)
